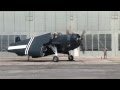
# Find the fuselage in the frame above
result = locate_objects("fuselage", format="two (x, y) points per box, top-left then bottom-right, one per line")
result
(7, 33), (81, 57)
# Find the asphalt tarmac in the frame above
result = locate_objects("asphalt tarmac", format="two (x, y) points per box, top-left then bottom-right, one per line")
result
(0, 57), (120, 79)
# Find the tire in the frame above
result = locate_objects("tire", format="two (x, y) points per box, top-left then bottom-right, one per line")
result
(53, 56), (59, 62)
(68, 55), (74, 61)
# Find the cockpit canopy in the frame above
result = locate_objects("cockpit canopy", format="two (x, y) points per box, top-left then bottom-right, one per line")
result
(51, 32), (63, 39)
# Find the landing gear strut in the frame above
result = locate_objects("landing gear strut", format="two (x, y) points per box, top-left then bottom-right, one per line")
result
(49, 45), (59, 62)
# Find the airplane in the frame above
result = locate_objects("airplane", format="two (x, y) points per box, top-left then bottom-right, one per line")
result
(7, 31), (85, 62)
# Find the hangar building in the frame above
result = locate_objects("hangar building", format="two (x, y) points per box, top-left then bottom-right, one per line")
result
(0, 11), (119, 58)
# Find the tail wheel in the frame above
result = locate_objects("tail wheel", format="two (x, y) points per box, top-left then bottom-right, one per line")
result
(68, 55), (74, 61)
(53, 56), (59, 62)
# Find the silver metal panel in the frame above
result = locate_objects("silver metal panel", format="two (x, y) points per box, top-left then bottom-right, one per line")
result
(88, 11), (98, 31)
(34, 11), (44, 32)
(99, 11), (110, 31)
(78, 11), (87, 31)
(66, 11), (78, 33)
(4, 11), (14, 32)
(15, 11), (26, 32)
(25, 11), (30, 35)
(56, 11), (67, 32)
(45, 11), (55, 32)
(0, 12), (4, 32)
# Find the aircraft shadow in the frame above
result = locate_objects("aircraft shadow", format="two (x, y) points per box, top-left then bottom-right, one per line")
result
(8, 59), (75, 62)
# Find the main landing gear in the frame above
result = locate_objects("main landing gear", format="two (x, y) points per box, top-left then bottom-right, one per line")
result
(68, 55), (74, 61)
(52, 55), (74, 62)
(50, 45), (59, 62)
(49, 46), (74, 62)
(53, 56), (59, 62)
(68, 51), (74, 61)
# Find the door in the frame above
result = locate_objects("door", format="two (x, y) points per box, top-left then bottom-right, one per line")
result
(117, 33), (120, 56)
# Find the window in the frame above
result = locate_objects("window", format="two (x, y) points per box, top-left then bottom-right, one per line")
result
(0, 36), (1, 51)
(9, 35), (14, 45)
(20, 35), (27, 40)
(80, 35), (85, 51)
(118, 34), (120, 50)
(93, 34), (98, 51)
(15, 35), (27, 41)
(99, 34), (105, 51)
(2, 35), (8, 51)
(86, 34), (92, 51)
(106, 34), (111, 51)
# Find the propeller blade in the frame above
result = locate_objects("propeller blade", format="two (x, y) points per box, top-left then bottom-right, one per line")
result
(81, 30), (86, 39)
(66, 30), (71, 35)
(80, 40), (85, 54)
(79, 30), (86, 54)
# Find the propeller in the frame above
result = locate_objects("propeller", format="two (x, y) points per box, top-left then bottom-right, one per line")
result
(79, 30), (86, 54)
(80, 40), (85, 54)
(81, 30), (86, 40)
(66, 29), (86, 54)
(66, 29), (71, 35)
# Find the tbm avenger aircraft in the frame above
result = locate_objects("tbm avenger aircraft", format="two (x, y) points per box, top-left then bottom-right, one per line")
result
(7, 31), (85, 62)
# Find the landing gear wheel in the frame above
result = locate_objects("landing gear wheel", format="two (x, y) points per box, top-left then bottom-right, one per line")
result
(68, 55), (74, 61)
(53, 56), (59, 62)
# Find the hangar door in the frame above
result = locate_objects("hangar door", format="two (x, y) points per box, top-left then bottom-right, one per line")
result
(118, 34), (120, 56)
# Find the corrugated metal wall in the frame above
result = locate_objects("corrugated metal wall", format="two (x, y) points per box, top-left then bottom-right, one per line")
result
(0, 11), (119, 57)
(0, 11), (112, 34)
